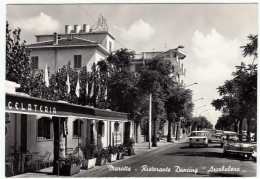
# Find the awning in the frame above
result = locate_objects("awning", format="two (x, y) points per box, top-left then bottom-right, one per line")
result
(6, 93), (129, 122)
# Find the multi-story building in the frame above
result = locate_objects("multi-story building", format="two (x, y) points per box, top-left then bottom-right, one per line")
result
(131, 48), (186, 84)
(27, 23), (115, 73)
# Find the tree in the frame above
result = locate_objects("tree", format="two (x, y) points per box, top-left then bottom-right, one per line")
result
(189, 116), (213, 130)
(165, 86), (194, 142)
(215, 115), (234, 131)
(241, 34), (258, 63)
(104, 49), (146, 143)
(138, 56), (174, 146)
(6, 21), (32, 84)
(212, 34), (257, 141)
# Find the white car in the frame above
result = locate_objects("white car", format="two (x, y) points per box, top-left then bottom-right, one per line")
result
(189, 131), (208, 147)
(223, 134), (255, 159)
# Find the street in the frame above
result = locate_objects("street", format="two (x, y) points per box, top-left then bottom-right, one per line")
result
(77, 141), (256, 177)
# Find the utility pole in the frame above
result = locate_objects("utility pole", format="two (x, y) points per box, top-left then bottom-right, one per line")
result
(149, 93), (152, 149)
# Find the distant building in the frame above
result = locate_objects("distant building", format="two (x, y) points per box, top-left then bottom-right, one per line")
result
(27, 23), (115, 73)
(131, 48), (186, 84)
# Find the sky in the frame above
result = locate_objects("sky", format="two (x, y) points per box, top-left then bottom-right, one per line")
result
(5, 2), (258, 126)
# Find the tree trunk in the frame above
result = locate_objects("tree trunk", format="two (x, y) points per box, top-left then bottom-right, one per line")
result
(167, 119), (172, 142)
(175, 117), (181, 140)
(152, 120), (157, 147)
(239, 118), (243, 135)
(247, 118), (251, 142)
(234, 120), (239, 133)
(52, 117), (64, 175)
(172, 121), (176, 138)
(135, 122), (141, 143)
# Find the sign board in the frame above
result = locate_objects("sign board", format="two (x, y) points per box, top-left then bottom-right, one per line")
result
(5, 93), (129, 121)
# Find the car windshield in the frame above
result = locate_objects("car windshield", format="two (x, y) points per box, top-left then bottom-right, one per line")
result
(191, 132), (206, 136)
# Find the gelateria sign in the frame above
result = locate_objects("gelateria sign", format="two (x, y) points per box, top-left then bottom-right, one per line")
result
(6, 94), (57, 114)
(5, 93), (129, 120)
(7, 101), (56, 114)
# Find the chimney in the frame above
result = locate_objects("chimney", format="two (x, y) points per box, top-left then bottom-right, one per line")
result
(65, 25), (72, 34)
(74, 25), (81, 33)
(82, 24), (90, 33)
(54, 32), (58, 45)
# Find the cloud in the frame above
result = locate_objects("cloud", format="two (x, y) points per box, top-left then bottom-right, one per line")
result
(9, 12), (60, 34)
(190, 28), (241, 84)
(114, 19), (155, 42)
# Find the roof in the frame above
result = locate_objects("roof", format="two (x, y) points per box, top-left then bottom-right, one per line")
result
(26, 37), (109, 55)
(35, 31), (116, 40)
(27, 37), (98, 47)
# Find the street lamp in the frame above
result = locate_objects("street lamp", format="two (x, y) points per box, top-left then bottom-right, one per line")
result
(184, 82), (198, 88)
(194, 98), (203, 102)
(195, 105), (206, 116)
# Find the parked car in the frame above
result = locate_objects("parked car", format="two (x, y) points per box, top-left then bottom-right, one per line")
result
(209, 132), (222, 143)
(215, 132), (223, 139)
(223, 134), (255, 159)
(189, 131), (208, 147)
(242, 131), (255, 141)
(220, 131), (237, 147)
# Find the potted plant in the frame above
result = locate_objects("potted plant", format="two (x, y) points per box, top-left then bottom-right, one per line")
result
(126, 138), (135, 156)
(59, 156), (81, 176)
(117, 144), (126, 160)
(95, 148), (108, 166)
(80, 144), (97, 170)
(107, 146), (118, 162)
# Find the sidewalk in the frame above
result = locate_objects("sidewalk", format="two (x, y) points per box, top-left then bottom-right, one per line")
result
(12, 139), (177, 178)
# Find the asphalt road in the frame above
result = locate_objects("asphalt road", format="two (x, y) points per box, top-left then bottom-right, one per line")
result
(79, 142), (257, 177)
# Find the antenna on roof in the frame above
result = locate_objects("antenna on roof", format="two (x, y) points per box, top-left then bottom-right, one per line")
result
(91, 15), (108, 32)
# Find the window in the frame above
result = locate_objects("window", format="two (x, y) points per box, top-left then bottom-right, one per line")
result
(109, 42), (112, 52)
(38, 117), (52, 140)
(31, 56), (39, 70)
(73, 119), (84, 137)
(74, 55), (82, 68)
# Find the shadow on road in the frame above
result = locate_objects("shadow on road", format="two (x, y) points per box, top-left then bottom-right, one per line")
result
(180, 145), (221, 149)
(209, 173), (243, 177)
(166, 151), (225, 158)
(195, 172), (242, 177)
(165, 151), (255, 162)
